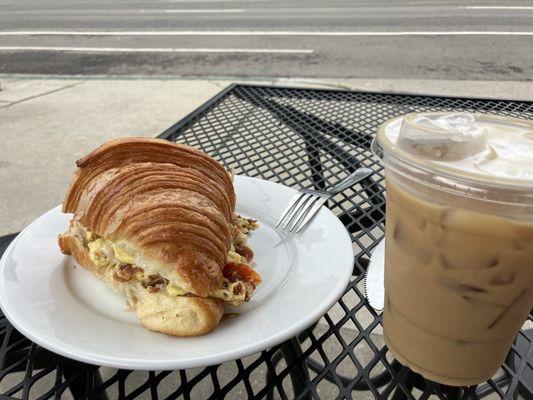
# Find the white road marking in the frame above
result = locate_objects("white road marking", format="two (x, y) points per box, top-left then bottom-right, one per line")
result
(163, 0), (263, 2)
(0, 46), (312, 54)
(0, 9), (246, 15)
(0, 30), (532, 36)
(463, 6), (533, 10)
(157, 9), (244, 13)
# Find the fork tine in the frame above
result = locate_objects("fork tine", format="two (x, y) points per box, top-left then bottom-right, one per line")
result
(281, 193), (314, 230)
(276, 192), (306, 228)
(295, 196), (328, 233)
(288, 195), (321, 232)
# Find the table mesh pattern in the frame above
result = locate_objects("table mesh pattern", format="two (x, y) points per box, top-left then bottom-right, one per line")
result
(1, 85), (533, 400)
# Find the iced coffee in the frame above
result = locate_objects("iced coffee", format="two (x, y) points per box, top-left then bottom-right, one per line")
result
(373, 112), (533, 386)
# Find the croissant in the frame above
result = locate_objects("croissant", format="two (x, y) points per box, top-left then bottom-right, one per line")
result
(58, 138), (260, 336)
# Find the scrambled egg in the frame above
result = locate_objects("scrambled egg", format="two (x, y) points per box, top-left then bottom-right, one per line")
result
(83, 229), (246, 306)
(166, 283), (187, 297)
(230, 215), (258, 245)
(113, 244), (136, 265)
(226, 244), (247, 264)
(87, 239), (113, 267)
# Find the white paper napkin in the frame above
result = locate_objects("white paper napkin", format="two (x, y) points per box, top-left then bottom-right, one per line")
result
(365, 239), (385, 311)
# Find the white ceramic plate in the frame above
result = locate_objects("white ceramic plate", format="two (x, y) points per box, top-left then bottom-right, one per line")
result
(0, 176), (353, 370)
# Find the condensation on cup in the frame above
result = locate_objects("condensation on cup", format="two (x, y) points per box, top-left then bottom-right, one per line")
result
(372, 112), (533, 386)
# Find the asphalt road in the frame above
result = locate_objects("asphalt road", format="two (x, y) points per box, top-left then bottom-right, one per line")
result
(0, 0), (532, 79)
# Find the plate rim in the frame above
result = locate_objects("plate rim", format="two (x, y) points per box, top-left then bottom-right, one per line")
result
(0, 176), (354, 370)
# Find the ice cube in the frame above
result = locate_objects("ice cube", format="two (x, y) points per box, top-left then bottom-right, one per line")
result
(398, 112), (488, 161)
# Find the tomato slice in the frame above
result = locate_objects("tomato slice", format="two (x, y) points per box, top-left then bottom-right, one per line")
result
(223, 262), (261, 287)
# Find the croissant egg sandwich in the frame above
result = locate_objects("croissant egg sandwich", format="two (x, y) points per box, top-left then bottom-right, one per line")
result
(58, 138), (260, 336)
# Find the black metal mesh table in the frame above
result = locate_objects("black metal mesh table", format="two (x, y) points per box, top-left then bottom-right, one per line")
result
(1, 84), (533, 400)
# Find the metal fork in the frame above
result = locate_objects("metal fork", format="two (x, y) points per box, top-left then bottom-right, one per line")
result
(276, 167), (373, 234)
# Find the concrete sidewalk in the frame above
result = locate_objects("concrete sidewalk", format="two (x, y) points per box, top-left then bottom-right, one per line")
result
(1, 76), (533, 237)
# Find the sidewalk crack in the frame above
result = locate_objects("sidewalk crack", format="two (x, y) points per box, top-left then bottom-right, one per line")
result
(0, 81), (84, 109)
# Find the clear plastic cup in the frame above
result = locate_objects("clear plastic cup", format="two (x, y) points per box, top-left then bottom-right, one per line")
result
(372, 112), (533, 386)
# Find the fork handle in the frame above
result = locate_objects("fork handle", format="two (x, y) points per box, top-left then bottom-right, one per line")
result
(329, 167), (373, 194)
